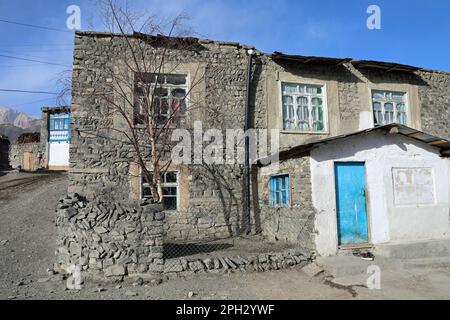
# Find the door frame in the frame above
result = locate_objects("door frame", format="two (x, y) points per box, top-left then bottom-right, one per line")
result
(333, 161), (372, 247)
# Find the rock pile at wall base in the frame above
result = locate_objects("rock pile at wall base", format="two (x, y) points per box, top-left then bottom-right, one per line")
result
(55, 194), (165, 278)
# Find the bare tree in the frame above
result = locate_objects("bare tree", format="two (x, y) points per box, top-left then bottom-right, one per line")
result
(87, 0), (204, 205)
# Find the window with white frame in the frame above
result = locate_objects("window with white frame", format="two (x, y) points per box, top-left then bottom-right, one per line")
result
(142, 171), (179, 210)
(134, 73), (188, 125)
(281, 83), (326, 132)
(372, 90), (407, 126)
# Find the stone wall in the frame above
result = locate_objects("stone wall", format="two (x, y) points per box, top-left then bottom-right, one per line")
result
(9, 142), (42, 170)
(417, 70), (450, 140)
(258, 157), (316, 249)
(0, 136), (9, 169)
(55, 193), (165, 278)
(69, 32), (263, 242)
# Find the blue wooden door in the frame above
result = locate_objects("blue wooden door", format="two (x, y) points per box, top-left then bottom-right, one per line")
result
(334, 162), (368, 245)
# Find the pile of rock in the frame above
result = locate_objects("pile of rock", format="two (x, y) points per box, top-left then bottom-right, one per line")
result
(55, 193), (165, 278)
(163, 248), (311, 276)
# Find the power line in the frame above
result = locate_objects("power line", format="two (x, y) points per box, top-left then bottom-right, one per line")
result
(0, 19), (73, 33)
(8, 97), (57, 108)
(0, 54), (70, 67)
(0, 49), (73, 62)
(0, 89), (59, 95)
(0, 44), (73, 47)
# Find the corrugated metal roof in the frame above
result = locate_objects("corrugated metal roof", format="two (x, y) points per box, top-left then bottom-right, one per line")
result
(258, 124), (450, 166)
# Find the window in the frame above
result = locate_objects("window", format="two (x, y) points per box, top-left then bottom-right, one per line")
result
(269, 174), (290, 207)
(134, 73), (188, 125)
(49, 112), (70, 142)
(372, 90), (407, 126)
(142, 171), (179, 210)
(281, 83), (326, 132)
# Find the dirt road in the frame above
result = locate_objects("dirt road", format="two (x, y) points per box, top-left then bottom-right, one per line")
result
(1, 171), (450, 300)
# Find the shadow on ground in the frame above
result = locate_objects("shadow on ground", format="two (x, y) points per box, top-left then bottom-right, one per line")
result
(164, 242), (234, 259)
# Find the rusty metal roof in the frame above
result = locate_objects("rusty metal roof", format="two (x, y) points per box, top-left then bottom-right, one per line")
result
(351, 60), (422, 73)
(258, 124), (450, 165)
(271, 51), (352, 65)
(271, 52), (422, 74)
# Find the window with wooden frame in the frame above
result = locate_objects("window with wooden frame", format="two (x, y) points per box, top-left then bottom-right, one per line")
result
(372, 90), (408, 126)
(142, 171), (179, 210)
(269, 174), (290, 207)
(134, 73), (188, 125)
(281, 82), (326, 132)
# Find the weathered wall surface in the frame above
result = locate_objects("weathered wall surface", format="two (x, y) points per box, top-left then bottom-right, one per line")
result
(9, 142), (42, 170)
(417, 70), (450, 140)
(258, 157), (316, 249)
(311, 131), (450, 256)
(70, 32), (266, 241)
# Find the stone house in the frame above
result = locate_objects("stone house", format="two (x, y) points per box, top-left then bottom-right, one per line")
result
(69, 31), (450, 252)
(0, 134), (9, 170)
(9, 132), (42, 171)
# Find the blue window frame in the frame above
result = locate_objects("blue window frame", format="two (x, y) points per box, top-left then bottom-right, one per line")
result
(269, 174), (290, 206)
(49, 112), (70, 142)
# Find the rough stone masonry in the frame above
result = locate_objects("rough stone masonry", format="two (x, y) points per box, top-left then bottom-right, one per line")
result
(55, 193), (165, 277)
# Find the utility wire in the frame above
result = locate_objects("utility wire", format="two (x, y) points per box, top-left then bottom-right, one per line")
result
(0, 44), (73, 47)
(0, 19), (73, 33)
(9, 97), (56, 108)
(0, 89), (59, 95)
(0, 49), (73, 62)
(0, 54), (70, 67)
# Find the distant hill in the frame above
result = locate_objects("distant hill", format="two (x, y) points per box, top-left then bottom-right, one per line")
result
(0, 107), (40, 129)
(0, 124), (40, 143)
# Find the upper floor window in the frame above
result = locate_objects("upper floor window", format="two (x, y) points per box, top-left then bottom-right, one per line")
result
(281, 83), (326, 132)
(372, 90), (407, 126)
(134, 73), (188, 125)
(49, 112), (70, 142)
(269, 174), (290, 207)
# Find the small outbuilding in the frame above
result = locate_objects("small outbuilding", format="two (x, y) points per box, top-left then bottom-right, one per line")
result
(41, 106), (71, 170)
(258, 124), (450, 256)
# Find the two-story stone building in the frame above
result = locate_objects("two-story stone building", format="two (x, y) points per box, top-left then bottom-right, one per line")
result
(69, 31), (449, 255)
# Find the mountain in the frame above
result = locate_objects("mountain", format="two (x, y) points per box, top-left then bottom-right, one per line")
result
(0, 107), (41, 142)
(0, 107), (41, 129)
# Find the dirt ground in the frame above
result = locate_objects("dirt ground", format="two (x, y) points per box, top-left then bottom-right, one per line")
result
(1, 171), (450, 300)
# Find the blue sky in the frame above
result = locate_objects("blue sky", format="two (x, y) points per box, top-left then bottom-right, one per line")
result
(0, 0), (449, 116)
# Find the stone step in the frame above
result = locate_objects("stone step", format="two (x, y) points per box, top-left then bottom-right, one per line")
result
(374, 239), (450, 259)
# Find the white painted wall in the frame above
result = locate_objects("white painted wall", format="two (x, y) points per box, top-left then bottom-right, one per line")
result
(48, 141), (70, 166)
(310, 131), (450, 256)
